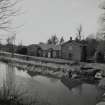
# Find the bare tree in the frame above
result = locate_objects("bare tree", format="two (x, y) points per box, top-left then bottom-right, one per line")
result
(98, 0), (105, 38)
(75, 24), (83, 41)
(0, 0), (22, 56)
(6, 37), (12, 45)
(47, 35), (59, 45)
(6, 34), (16, 44)
(6, 33), (16, 56)
(47, 38), (52, 44)
(0, 0), (20, 32)
(59, 36), (64, 44)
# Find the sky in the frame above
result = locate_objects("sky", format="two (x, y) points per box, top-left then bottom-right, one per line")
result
(1, 0), (102, 45)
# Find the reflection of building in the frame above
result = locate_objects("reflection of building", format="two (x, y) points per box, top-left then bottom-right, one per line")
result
(61, 76), (82, 90)
(61, 39), (87, 61)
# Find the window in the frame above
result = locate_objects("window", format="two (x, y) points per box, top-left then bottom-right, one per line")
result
(69, 53), (72, 59)
(69, 46), (72, 51)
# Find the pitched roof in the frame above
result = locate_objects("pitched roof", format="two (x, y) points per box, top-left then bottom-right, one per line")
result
(38, 43), (61, 50)
(61, 40), (87, 47)
(28, 43), (61, 50)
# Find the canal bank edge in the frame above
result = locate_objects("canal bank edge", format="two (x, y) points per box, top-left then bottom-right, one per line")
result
(0, 54), (105, 79)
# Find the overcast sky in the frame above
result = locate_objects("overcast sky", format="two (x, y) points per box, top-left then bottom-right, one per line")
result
(9, 0), (102, 45)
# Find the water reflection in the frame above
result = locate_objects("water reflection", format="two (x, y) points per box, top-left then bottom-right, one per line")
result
(16, 69), (30, 78)
(71, 85), (82, 95)
(6, 63), (16, 91)
(0, 62), (6, 87)
(0, 62), (104, 105)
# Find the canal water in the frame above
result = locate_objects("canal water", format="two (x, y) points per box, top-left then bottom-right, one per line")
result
(0, 62), (104, 105)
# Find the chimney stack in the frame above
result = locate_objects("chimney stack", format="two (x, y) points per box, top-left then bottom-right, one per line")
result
(70, 37), (72, 41)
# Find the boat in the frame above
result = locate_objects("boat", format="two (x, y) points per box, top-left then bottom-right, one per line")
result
(61, 72), (100, 89)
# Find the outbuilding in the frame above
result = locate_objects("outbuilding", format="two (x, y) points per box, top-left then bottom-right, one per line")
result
(27, 43), (61, 58)
(61, 39), (87, 61)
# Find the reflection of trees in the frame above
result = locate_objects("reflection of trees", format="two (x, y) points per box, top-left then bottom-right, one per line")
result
(6, 63), (16, 92)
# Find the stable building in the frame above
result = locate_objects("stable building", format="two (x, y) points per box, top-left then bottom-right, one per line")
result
(27, 43), (61, 58)
(38, 44), (61, 58)
(27, 44), (42, 56)
(61, 39), (87, 62)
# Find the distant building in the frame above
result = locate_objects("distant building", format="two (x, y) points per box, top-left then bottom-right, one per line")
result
(27, 39), (87, 61)
(61, 39), (87, 62)
(27, 43), (61, 58)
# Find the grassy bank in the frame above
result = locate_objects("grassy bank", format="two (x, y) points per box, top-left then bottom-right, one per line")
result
(1, 52), (105, 79)
(1, 55), (105, 79)
(0, 56), (76, 78)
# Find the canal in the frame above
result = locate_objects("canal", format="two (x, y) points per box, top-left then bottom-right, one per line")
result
(0, 62), (104, 105)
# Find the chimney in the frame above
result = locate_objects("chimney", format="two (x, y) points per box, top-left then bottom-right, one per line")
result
(70, 37), (72, 41)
